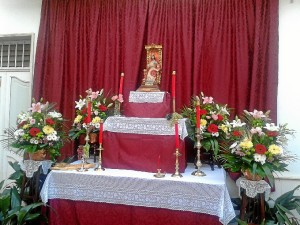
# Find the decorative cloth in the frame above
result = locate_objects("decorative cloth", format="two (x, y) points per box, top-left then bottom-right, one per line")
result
(20, 160), (53, 178)
(129, 91), (165, 103)
(236, 177), (271, 199)
(40, 164), (235, 225)
(104, 117), (188, 139)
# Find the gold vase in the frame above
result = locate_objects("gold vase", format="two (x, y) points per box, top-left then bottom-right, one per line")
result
(242, 169), (262, 181)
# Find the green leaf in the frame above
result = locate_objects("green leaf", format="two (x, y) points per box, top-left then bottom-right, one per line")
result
(0, 194), (10, 215)
(10, 187), (21, 209)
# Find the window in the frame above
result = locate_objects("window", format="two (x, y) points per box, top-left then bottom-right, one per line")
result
(0, 35), (32, 71)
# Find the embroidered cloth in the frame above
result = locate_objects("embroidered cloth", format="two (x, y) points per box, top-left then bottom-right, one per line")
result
(236, 177), (271, 199)
(104, 117), (188, 140)
(129, 91), (165, 103)
(40, 164), (235, 225)
(20, 160), (52, 178)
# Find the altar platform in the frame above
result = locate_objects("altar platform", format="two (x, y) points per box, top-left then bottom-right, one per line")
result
(40, 163), (235, 225)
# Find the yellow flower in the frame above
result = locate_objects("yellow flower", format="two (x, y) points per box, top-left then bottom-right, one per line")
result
(268, 144), (282, 155)
(240, 139), (253, 149)
(43, 125), (54, 135)
(92, 116), (101, 124)
(74, 115), (82, 123)
(200, 119), (207, 127)
(219, 124), (228, 133)
(23, 124), (30, 129)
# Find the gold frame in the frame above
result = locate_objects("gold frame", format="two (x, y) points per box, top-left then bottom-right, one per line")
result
(137, 44), (162, 92)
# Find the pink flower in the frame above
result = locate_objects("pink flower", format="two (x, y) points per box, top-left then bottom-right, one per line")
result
(111, 95), (118, 101)
(212, 114), (218, 120)
(249, 110), (265, 119)
(29, 102), (42, 113)
(90, 91), (99, 100)
(202, 96), (213, 104)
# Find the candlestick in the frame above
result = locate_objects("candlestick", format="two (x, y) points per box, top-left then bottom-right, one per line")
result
(172, 119), (182, 178)
(94, 143), (105, 171)
(192, 128), (206, 177)
(99, 119), (103, 144)
(119, 72), (124, 95)
(175, 122), (179, 149)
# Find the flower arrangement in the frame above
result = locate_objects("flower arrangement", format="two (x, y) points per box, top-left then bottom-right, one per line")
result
(9, 99), (67, 160)
(69, 88), (119, 140)
(220, 109), (295, 185)
(181, 93), (231, 157)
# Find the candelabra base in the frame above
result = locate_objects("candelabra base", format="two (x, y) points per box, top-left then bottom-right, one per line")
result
(171, 172), (183, 178)
(191, 170), (206, 176)
(94, 166), (105, 171)
(153, 169), (165, 178)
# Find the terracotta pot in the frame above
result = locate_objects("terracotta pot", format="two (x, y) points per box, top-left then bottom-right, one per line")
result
(242, 169), (262, 181)
(89, 133), (98, 144)
(25, 149), (47, 161)
(228, 171), (242, 181)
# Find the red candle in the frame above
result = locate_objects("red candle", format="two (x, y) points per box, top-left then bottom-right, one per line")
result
(99, 119), (103, 144)
(175, 122), (179, 148)
(119, 72), (124, 95)
(157, 155), (161, 169)
(196, 99), (201, 128)
(87, 101), (92, 123)
(172, 71), (176, 98)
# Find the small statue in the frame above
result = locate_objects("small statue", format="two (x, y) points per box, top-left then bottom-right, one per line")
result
(145, 54), (161, 86)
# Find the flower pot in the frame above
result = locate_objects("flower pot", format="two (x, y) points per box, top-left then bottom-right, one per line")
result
(228, 171), (242, 181)
(25, 149), (47, 161)
(242, 169), (262, 181)
(89, 133), (98, 144)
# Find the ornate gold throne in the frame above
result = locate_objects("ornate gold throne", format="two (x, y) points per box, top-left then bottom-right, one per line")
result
(137, 44), (162, 92)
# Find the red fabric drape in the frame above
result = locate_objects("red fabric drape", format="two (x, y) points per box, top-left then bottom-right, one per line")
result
(48, 199), (222, 225)
(34, 0), (278, 158)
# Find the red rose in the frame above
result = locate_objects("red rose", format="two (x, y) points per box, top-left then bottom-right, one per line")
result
(267, 131), (278, 137)
(99, 105), (108, 112)
(81, 108), (87, 114)
(232, 130), (242, 137)
(207, 124), (218, 133)
(46, 118), (55, 125)
(255, 144), (267, 154)
(217, 114), (223, 121)
(29, 127), (41, 137)
(200, 109), (207, 115)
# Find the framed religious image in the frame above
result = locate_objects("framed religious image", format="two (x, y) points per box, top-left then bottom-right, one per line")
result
(137, 44), (162, 92)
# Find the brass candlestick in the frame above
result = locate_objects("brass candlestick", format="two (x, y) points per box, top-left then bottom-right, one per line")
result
(154, 169), (165, 178)
(114, 100), (121, 116)
(171, 148), (182, 178)
(192, 128), (206, 176)
(94, 143), (105, 171)
(77, 125), (91, 172)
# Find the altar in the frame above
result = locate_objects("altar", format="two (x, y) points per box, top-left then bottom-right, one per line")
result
(40, 164), (236, 225)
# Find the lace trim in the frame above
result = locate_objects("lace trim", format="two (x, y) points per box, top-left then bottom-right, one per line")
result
(237, 177), (271, 198)
(40, 164), (235, 225)
(129, 91), (165, 103)
(20, 160), (52, 178)
(104, 117), (188, 140)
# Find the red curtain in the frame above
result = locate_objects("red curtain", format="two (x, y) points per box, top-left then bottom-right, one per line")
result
(34, 0), (278, 158)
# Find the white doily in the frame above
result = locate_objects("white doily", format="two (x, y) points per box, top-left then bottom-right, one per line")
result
(40, 164), (235, 225)
(20, 160), (53, 178)
(104, 117), (188, 140)
(236, 177), (271, 199)
(129, 91), (166, 103)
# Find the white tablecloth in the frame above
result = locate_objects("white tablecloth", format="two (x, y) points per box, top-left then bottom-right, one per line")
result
(103, 117), (188, 140)
(40, 163), (235, 225)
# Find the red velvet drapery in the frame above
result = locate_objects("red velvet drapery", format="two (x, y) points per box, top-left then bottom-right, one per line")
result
(33, 0), (278, 158)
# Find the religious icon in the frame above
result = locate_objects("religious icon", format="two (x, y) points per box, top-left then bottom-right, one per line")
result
(137, 44), (162, 92)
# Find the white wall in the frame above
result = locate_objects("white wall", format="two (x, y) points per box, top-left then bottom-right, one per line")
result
(278, 0), (300, 179)
(0, 0), (42, 52)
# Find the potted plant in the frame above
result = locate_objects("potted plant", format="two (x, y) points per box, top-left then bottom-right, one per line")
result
(0, 161), (47, 225)
(220, 110), (296, 187)
(2, 99), (68, 161)
(181, 93), (231, 158)
(68, 88), (117, 141)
